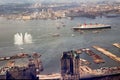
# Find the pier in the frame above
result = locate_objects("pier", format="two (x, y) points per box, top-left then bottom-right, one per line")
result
(38, 73), (61, 80)
(0, 53), (31, 61)
(80, 58), (90, 65)
(113, 43), (120, 49)
(83, 48), (105, 64)
(93, 45), (120, 62)
(75, 49), (83, 54)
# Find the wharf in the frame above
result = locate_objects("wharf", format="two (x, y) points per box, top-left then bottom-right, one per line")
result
(38, 73), (61, 80)
(93, 46), (120, 62)
(84, 48), (104, 64)
(80, 58), (91, 65)
(113, 43), (120, 49)
(0, 53), (30, 61)
(75, 49), (83, 54)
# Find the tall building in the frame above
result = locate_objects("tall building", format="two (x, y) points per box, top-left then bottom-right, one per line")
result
(61, 50), (80, 80)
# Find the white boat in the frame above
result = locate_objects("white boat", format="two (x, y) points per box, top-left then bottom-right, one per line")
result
(72, 23), (111, 30)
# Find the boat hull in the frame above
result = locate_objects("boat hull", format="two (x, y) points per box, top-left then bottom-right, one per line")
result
(72, 26), (111, 30)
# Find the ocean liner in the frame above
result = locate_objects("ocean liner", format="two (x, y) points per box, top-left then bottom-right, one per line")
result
(72, 23), (111, 30)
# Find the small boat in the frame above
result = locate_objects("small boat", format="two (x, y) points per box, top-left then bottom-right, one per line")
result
(71, 34), (75, 37)
(52, 33), (60, 37)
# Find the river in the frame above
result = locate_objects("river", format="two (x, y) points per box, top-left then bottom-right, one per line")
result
(0, 16), (120, 74)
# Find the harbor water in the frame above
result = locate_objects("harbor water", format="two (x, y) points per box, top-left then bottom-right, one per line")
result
(0, 17), (120, 74)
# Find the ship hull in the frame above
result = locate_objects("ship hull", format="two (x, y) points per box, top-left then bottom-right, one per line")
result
(73, 26), (111, 30)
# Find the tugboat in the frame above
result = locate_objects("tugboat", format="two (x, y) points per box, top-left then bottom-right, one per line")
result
(72, 23), (111, 30)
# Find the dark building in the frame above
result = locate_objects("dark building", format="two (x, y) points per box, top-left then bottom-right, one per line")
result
(6, 66), (39, 80)
(61, 50), (80, 80)
(6, 58), (41, 80)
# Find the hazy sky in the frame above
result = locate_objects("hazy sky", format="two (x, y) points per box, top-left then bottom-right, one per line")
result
(0, 0), (119, 4)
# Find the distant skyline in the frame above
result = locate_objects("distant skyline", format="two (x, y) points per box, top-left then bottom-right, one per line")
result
(0, 0), (120, 4)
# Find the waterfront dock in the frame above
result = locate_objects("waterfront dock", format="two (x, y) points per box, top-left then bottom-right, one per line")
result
(38, 73), (61, 80)
(113, 43), (120, 49)
(75, 49), (83, 54)
(93, 46), (120, 62)
(80, 58), (91, 65)
(84, 48), (105, 64)
(0, 53), (30, 61)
